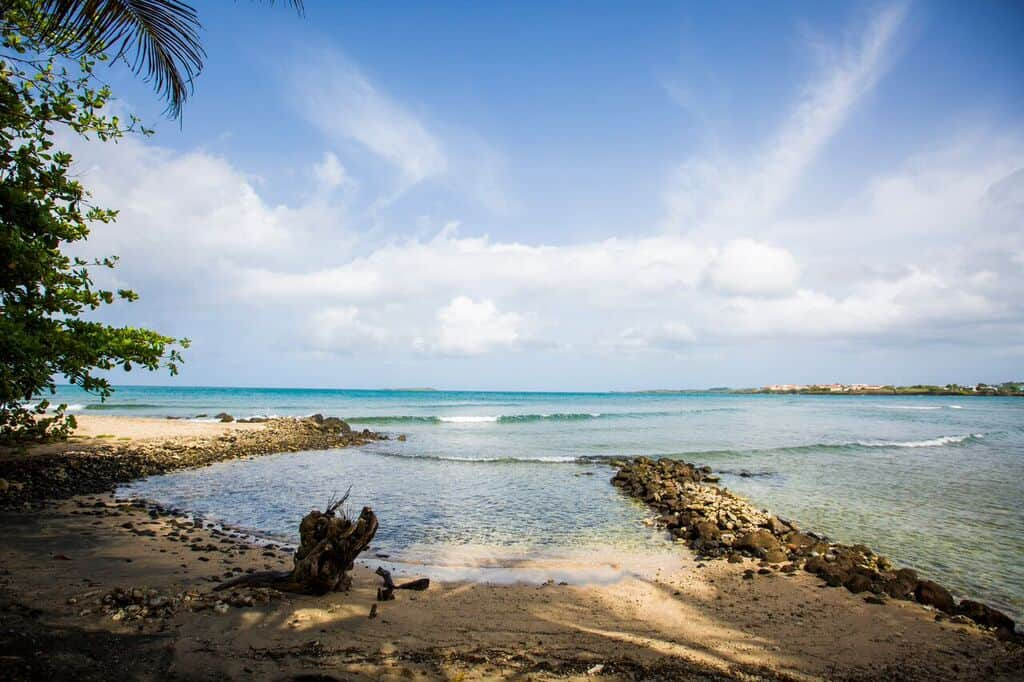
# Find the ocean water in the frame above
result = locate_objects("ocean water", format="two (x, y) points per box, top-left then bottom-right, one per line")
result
(49, 385), (1024, 620)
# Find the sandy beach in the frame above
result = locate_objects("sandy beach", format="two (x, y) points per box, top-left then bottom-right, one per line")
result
(0, 416), (1020, 680)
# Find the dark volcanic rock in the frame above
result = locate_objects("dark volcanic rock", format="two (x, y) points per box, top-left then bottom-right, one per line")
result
(916, 580), (956, 614)
(883, 568), (919, 599)
(736, 529), (782, 555)
(844, 573), (873, 594)
(957, 600), (1016, 631)
(695, 521), (721, 542)
(320, 417), (352, 434)
(785, 532), (817, 554)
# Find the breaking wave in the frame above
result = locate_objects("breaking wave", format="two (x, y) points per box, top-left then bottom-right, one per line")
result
(347, 409), (739, 425)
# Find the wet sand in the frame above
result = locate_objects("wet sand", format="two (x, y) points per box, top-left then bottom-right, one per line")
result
(0, 417), (1021, 680)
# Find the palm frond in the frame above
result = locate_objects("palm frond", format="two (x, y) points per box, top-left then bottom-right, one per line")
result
(33, 1), (304, 118)
(36, 0), (204, 118)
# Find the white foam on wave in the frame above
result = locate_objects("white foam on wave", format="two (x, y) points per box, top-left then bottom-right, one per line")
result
(439, 415), (499, 423)
(880, 405), (943, 410)
(858, 434), (982, 448)
(21, 401), (84, 413)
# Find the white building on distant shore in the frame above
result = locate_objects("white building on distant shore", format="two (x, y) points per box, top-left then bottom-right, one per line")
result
(764, 383), (886, 393)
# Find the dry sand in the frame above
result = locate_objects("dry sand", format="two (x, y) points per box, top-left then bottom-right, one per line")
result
(0, 416), (1021, 680)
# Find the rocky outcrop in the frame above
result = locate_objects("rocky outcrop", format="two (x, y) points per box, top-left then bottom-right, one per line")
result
(611, 456), (1018, 637)
(0, 417), (380, 508)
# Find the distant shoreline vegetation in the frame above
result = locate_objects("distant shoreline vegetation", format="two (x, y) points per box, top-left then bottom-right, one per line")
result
(737, 382), (1024, 397)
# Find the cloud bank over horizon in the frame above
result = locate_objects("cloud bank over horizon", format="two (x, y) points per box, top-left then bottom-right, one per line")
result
(66, 1), (1024, 389)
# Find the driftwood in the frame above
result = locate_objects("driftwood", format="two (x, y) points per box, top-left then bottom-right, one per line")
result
(215, 491), (378, 595)
(375, 566), (430, 601)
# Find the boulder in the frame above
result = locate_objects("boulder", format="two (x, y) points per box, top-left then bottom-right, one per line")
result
(215, 413), (234, 423)
(844, 573), (873, 594)
(915, 580), (956, 614)
(763, 548), (788, 564)
(736, 529), (782, 555)
(785, 532), (817, 554)
(821, 565), (850, 587)
(321, 417), (352, 434)
(694, 521), (721, 542)
(766, 516), (790, 535)
(957, 600), (1015, 631)
(883, 568), (919, 599)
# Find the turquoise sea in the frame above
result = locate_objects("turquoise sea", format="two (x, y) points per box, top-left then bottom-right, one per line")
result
(49, 385), (1024, 620)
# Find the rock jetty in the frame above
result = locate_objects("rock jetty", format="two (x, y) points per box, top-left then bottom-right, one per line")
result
(612, 456), (1018, 638)
(0, 415), (382, 508)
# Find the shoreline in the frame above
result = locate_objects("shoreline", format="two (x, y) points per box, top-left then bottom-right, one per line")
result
(0, 415), (1021, 680)
(0, 414), (385, 508)
(611, 457), (1020, 637)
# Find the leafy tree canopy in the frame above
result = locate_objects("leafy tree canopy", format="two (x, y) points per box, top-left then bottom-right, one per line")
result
(1, 0), (188, 443)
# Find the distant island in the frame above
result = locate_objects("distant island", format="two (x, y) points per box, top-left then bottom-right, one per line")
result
(737, 382), (1024, 396)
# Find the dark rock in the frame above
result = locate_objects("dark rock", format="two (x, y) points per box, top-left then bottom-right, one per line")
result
(883, 568), (918, 599)
(736, 529), (782, 555)
(695, 521), (721, 542)
(763, 548), (788, 564)
(308, 414), (324, 424)
(766, 516), (790, 535)
(785, 532), (817, 554)
(916, 580), (956, 614)
(727, 553), (743, 564)
(844, 573), (873, 594)
(321, 417), (352, 434)
(957, 600), (1016, 631)
(215, 413), (233, 423)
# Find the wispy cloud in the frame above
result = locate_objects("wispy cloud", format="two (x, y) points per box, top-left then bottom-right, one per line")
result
(665, 1), (910, 231)
(289, 49), (447, 184)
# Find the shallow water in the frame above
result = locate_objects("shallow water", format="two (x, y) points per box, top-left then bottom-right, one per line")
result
(52, 386), (1022, 620)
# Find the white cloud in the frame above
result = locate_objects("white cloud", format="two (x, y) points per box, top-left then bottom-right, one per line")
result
(63, 133), (357, 288)
(709, 268), (1004, 340)
(313, 152), (348, 190)
(612, 322), (697, 352)
(433, 297), (523, 356)
(290, 50), (446, 183)
(707, 240), (799, 296)
(308, 307), (391, 353)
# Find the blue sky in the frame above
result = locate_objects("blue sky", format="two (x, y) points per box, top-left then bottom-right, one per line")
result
(67, 1), (1024, 390)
